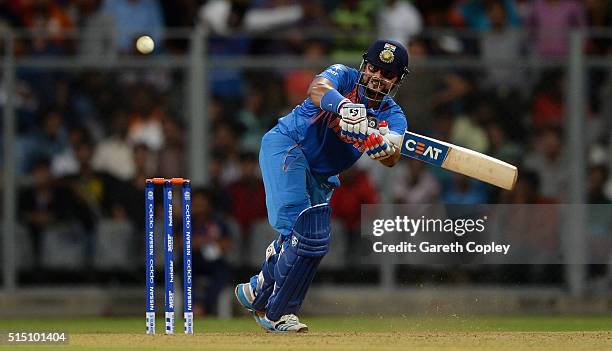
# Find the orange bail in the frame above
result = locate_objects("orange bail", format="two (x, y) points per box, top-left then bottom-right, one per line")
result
(146, 178), (190, 184)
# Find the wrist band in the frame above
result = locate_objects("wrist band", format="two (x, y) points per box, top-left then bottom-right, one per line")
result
(320, 89), (349, 113)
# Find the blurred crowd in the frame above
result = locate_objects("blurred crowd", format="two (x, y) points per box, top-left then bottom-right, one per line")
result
(2, 0), (612, 312)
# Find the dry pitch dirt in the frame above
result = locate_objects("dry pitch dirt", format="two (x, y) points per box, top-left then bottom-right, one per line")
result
(2, 331), (609, 351)
(1, 317), (611, 350)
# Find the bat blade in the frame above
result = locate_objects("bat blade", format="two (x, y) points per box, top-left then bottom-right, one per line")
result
(397, 131), (518, 190)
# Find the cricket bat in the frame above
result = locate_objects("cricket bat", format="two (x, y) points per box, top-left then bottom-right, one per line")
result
(372, 128), (518, 190)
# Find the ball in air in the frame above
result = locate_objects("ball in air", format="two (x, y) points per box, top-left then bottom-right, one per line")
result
(136, 35), (155, 54)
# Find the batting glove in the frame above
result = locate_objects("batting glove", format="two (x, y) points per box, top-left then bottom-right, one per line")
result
(364, 121), (396, 161)
(338, 101), (368, 143)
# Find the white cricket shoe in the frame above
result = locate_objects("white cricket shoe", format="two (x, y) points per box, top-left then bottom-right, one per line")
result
(253, 312), (308, 333)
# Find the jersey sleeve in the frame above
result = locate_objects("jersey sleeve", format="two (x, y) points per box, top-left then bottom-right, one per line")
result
(380, 103), (408, 135)
(317, 64), (357, 95)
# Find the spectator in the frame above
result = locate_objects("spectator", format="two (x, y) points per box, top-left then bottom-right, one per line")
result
(330, 167), (378, 235)
(585, 0), (612, 55)
(330, 0), (377, 60)
(523, 127), (568, 201)
(160, 0), (200, 53)
(584, 0), (612, 114)
(249, 1), (330, 56)
(392, 158), (441, 204)
(0, 0), (23, 27)
(190, 188), (232, 316)
(122, 143), (156, 232)
(485, 122), (522, 166)
(101, 0), (164, 54)
(51, 126), (87, 177)
(377, 0), (423, 45)
(498, 170), (559, 272)
(227, 152), (267, 238)
(18, 109), (69, 174)
(432, 72), (474, 116)
(131, 143), (157, 186)
(418, 0), (464, 28)
(207, 152), (231, 214)
(19, 158), (94, 268)
(531, 71), (564, 128)
(442, 175), (489, 204)
(237, 87), (274, 153)
(459, 0), (521, 30)
(284, 40), (328, 110)
(480, 0), (526, 91)
(501, 170), (550, 203)
(212, 123), (241, 185)
(126, 86), (165, 151)
(157, 117), (186, 178)
(19, 0), (74, 55)
(92, 112), (136, 181)
(528, 0), (586, 57)
(600, 72), (612, 134)
(199, 0), (302, 36)
(396, 37), (439, 133)
(198, 0), (301, 98)
(76, 0), (117, 61)
(588, 165), (611, 204)
(450, 100), (490, 153)
(63, 140), (129, 220)
(515, 0), (533, 23)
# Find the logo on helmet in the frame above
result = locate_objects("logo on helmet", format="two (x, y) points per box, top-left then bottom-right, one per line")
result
(379, 43), (397, 63)
(379, 49), (394, 63)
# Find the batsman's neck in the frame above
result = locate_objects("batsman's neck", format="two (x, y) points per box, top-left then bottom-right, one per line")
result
(367, 99), (382, 110)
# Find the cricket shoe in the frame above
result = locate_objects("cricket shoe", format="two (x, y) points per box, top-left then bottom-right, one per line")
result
(253, 312), (308, 333)
(234, 283), (257, 311)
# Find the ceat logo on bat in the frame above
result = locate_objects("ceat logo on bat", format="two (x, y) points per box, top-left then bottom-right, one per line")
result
(404, 139), (443, 160)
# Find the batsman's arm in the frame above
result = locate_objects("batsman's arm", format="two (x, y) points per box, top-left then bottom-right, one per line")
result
(307, 76), (336, 107)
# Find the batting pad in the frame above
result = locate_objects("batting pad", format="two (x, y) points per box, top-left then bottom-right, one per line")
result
(266, 204), (331, 321)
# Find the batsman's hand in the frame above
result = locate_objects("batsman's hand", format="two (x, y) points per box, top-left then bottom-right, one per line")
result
(338, 101), (367, 143)
(364, 121), (397, 161)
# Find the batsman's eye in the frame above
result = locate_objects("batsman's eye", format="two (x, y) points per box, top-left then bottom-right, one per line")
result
(367, 64), (396, 80)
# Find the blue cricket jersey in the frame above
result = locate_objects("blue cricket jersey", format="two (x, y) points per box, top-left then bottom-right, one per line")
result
(276, 64), (408, 177)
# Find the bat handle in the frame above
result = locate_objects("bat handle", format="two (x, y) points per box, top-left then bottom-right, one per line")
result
(367, 127), (404, 147)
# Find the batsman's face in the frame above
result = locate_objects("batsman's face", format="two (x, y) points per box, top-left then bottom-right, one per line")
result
(362, 63), (399, 97)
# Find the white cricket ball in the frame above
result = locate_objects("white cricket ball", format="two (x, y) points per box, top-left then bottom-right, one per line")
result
(136, 35), (155, 54)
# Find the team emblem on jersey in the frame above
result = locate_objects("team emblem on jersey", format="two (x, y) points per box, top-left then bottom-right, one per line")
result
(291, 236), (298, 247)
(368, 119), (377, 128)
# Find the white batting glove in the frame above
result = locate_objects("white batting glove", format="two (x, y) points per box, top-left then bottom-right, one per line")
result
(338, 101), (368, 143)
(364, 121), (397, 161)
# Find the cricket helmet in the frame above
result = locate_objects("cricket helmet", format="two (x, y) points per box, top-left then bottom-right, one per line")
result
(357, 39), (410, 102)
(362, 39), (410, 79)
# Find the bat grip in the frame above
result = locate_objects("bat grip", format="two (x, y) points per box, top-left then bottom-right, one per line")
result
(367, 127), (403, 147)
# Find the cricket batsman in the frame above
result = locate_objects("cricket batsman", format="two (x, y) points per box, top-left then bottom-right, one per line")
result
(235, 39), (410, 332)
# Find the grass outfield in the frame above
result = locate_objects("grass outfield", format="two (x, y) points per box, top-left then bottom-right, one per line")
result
(0, 316), (611, 350)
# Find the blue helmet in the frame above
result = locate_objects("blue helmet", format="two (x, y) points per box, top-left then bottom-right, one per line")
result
(362, 39), (410, 79)
(358, 39), (410, 102)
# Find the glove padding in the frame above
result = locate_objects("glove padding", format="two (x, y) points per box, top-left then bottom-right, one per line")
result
(364, 121), (397, 161)
(338, 100), (367, 143)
